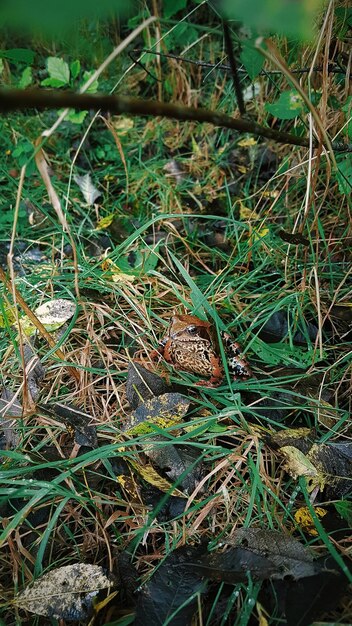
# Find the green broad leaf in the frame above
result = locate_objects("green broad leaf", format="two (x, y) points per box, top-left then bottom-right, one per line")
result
(66, 109), (88, 124)
(342, 96), (352, 113)
(252, 339), (324, 368)
(115, 245), (160, 276)
(170, 22), (198, 46)
(164, 0), (187, 19)
(82, 70), (99, 93)
(0, 48), (35, 63)
(240, 42), (264, 80)
(0, 58), (4, 75)
(18, 66), (32, 88)
(41, 77), (68, 88)
(46, 56), (70, 85)
(266, 90), (304, 120)
(12, 141), (33, 156)
(70, 59), (81, 80)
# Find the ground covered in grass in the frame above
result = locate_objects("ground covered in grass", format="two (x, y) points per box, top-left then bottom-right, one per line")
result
(0, 2), (352, 625)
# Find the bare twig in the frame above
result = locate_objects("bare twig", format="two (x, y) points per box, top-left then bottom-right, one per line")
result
(133, 48), (352, 77)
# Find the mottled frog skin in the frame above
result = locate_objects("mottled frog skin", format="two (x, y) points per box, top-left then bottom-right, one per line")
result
(152, 314), (252, 387)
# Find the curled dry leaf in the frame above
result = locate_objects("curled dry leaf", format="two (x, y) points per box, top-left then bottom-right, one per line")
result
(15, 563), (115, 620)
(74, 173), (101, 205)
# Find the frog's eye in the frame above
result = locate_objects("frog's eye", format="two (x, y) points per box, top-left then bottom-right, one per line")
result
(187, 325), (197, 334)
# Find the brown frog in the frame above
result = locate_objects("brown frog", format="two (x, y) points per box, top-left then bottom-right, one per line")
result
(152, 314), (252, 387)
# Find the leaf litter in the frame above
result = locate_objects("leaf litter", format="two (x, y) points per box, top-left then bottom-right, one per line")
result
(15, 563), (115, 620)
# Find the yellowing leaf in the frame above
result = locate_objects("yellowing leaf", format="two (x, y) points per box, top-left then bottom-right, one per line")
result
(253, 227), (270, 239)
(280, 445), (325, 492)
(0, 305), (17, 328)
(237, 137), (258, 147)
(101, 258), (135, 283)
(237, 165), (247, 174)
(262, 190), (279, 198)
(111, 116), (134, 135)
(128, 460), (185, 497)
(122, 393), (190, 435)
(191, 136), (202, 155)
(112, 272), (136, 284)
(294, 506), (327, 536)
(256, 602), (269, 626)
(239, 201), (260, 220)
(96, 213), (115, 230)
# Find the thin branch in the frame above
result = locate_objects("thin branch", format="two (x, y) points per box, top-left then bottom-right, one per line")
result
(0, 88), (351, 152)
(133, 48), (352, 77)
(222, 20), (245, 116)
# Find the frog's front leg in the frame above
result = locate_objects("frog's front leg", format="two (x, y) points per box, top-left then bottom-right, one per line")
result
(195, 353), (224, 387)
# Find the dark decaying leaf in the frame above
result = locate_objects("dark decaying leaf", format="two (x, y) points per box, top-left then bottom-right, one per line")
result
(0, 388), (21, 451)
(133, 536), (345, 626)
(122, 393), (190, 435)
(23, 343), (46, 402)
(260, 555), (349, 626)
(39, 402), (98, 448)
(231, 528), (317, 580)
(134, 545), (207, 626)
(115, 551), (139, 603)
(257, 310), (318, 345)
(248, 389), (299, 422)
(126, 362), (170, 409)
(140, 483), (187, 521)
(308, 442), (352, 499)
(277, 229), (310, 246)
(15, 563), (115, 620)
(144, 437), (204, 495)
(186, 546), (277, 583)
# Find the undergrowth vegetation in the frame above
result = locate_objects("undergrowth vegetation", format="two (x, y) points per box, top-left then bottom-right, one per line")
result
(0, 1), (351, 624)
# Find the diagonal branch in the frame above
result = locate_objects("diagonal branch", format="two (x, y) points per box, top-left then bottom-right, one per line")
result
(0, 88), (351, 152)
